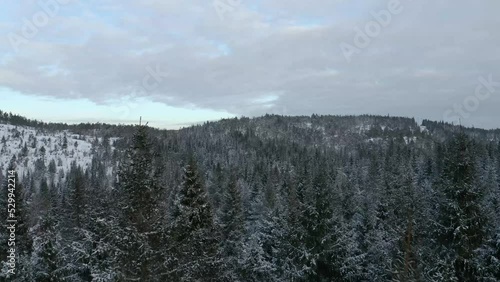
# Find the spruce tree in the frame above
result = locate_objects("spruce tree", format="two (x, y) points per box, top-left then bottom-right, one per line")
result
(67, 162), (86, 229)
(31, 214), (61, 282)
(167, 157), (219, 281)
(437, 133), (486, 281)
(219, 175), (245, 281)
(306, 164), (336, 280)
(116, 124), (164, 280)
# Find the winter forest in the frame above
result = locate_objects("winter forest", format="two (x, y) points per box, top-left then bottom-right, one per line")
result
(0, 111), (499, 281)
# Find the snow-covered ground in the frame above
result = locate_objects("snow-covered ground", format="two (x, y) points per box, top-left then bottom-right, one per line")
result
(0, 123), (114, 181)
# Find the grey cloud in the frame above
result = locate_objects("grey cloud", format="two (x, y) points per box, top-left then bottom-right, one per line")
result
(0, 0), (499, 128)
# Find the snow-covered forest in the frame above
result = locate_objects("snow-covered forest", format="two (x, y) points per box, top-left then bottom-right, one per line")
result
(1, 110), (499, 281)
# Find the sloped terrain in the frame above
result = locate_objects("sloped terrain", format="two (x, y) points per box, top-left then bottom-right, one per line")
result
(0, 112), (499, 281)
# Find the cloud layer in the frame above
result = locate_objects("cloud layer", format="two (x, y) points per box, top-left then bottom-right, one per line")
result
(1, 0), (499, 128)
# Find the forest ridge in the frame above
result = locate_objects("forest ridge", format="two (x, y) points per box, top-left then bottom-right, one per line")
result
(0, 111), (499, 281)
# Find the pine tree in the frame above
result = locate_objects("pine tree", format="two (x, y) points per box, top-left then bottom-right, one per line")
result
(116, 124), (165, 280)
(392, 158), (421, 281)
(38, 178), (51, 213)
(305, 163), (337, 280)
(282, 160), (338, 281)
(20, 142), (28, 158)
(279, 170), (307, 281)
(118, 125), (164, 234)
(67, 162), (86, 229)
(219, 175), (245, 281)
(166, 157), (219, 281)
(77, 157), (121, 281)
(48, 159), (57, 174)
(436, 133), (486, 281)
(62, 134), (68, 150)
(31, 214), (61, 282)
(30, 174), (63, 281)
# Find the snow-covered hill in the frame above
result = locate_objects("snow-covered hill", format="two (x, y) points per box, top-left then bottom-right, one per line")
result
(0, 123), (117, 181)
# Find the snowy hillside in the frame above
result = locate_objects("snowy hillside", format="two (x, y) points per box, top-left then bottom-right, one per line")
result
(0, 114), (499, 281)
(0, 123), (117, 182)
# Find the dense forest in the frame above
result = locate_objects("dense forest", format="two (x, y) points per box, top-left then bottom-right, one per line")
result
(1, 113), (499, 281)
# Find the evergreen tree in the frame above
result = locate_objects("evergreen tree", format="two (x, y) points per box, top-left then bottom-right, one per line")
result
(31, 214), (61, 282)
(67, 162), (87, 229)
(166, 157), (219, 281)
(218, 175), (245, 281)
(62, 134), (68, 150)
(304, 164), (337, 280)
(116, 124), (165, 280)
(436, 133), (486, 281)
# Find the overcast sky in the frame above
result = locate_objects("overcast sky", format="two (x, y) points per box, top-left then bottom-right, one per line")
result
(1, 0), (499, 129)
